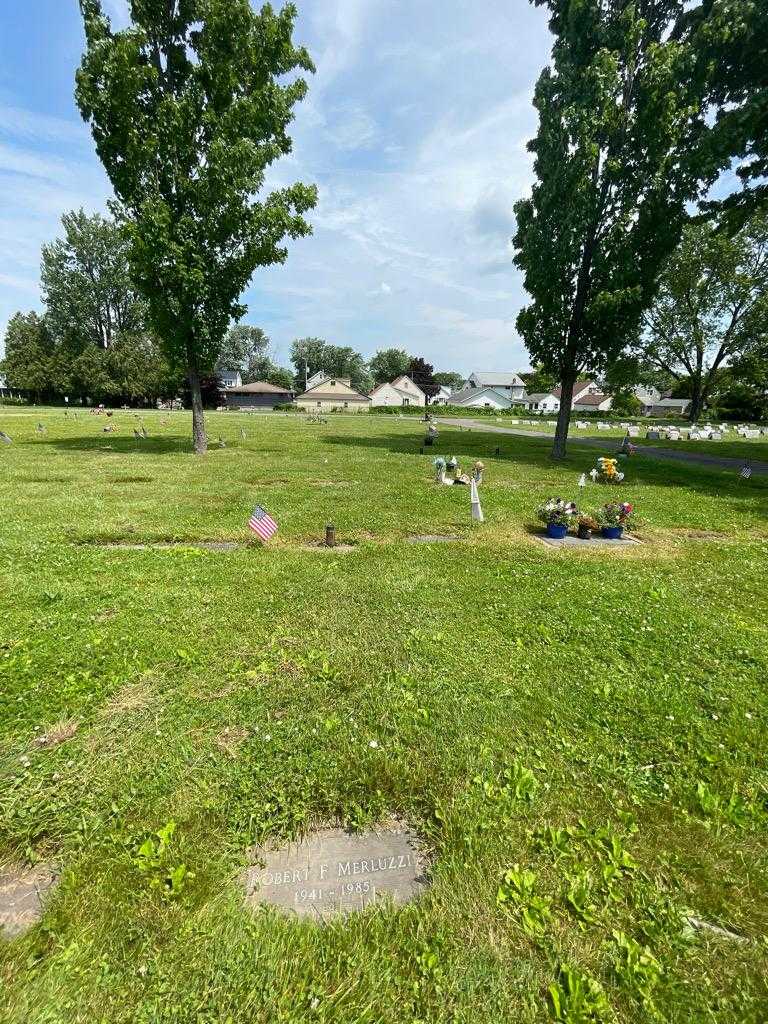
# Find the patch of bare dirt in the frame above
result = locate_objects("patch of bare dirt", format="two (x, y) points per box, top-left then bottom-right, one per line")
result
(34, 720), (78, 749)
(215, 726), (250, 757)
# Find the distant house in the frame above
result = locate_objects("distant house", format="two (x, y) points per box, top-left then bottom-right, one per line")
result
(465, 372), (526, 399)
(448, 386), (512, 410)
(647, 397), (691, 417)
(518, 391), (561, 413)
(632, 384), (661, 410)
(369, 375), (426, 408)
(224, 380), (293, 409)
(431, 384), (453, 406)
(572, 392), (613, 413)
(218, 368), (242, 389)
(553, 379), (603, 407)
(295, 376), (371, 413)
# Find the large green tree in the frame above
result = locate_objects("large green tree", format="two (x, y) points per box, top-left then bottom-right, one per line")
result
(290, 338), (371, 392)
(433, 371), (465, 391)
(369, 347), (411, 385)
(217, 324), (270, 374)
(514, 0), (715, 457)
(41, 210), (146, 350)
(407, 356), (440, 403)
(0, 313), (54, 402)
(639, 212), (768, 422)
(76, 0), (317, 453)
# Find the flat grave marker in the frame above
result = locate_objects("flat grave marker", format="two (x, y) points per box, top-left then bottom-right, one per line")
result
(538, 534), (641, 549)
(243, 827), (427, 921)
(0, 865), (57, 940)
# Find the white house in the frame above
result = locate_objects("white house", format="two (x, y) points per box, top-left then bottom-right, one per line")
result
(465, 372), (526, 399)
(632, 384), (661, 410)
(369, 375), (426, 408)
(431, 384), (453, 406)
(552, 379), (603, 407)
(518, 391), (561, 413)
(572, 392), (614, 413)
(448, 386), (512, 410)
(218, 368), (242, 388)
(295, 376), (371, 413)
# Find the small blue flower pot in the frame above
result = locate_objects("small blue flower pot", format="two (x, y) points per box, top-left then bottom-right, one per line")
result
(545, 522), (568, 539)
(601, 525), (624, 540)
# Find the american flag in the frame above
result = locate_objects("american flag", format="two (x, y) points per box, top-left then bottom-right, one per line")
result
(248, 504), (278, 541)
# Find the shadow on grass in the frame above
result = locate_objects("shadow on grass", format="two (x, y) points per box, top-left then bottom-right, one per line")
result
(32, 436), (196, 456)
(321, 428), (768, 512)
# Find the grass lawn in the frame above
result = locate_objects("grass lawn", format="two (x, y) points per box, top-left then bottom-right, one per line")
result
(1, 408), (767, 1023)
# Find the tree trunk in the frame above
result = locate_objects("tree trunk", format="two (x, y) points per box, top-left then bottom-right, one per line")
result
(552, 373), (576, 459)
(187, 364), (207, 454)
(688, 379), (704, 423)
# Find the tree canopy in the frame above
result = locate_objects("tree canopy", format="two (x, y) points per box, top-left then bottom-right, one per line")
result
(684, 0), (768, 228)
(514, 0), (716, 457)
(369, 348), (412, 385)
(41, 210), (146, 351)
(433, 371), (465, 391)
(638, 211), (768, 421)
(290, 338), (371, 392)
(408, 357), (440, 402)
(217, 325), (270, 374)
(76, 0), (316, 452)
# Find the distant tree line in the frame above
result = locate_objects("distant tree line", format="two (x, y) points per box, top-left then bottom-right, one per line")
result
(1, 211), (464, 407)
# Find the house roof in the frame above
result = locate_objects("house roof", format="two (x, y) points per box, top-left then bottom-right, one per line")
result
(653, 397), (691, 407)
(369, 377), (425, 399)
(296, 377), (369, 400)
(553, 378), (595, 400)
(225, 380), (292, 394)
(391, 375), (426, 396)
(450, 386), (512, 406)
(572, 393), (610, 407)
(469, 372), (525, 388)
(524, 392), (558, 402)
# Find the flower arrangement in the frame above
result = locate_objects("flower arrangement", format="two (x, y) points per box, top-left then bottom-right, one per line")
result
(593, 456), (625, 484)
(537, 498), (579, 526)
(594, 502), (634, 528)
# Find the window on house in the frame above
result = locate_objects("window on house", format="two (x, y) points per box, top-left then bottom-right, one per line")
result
(484, 402), (491, 408)
(330, 379), (337, 386)
(403, 398), (409, 407)
(317, 401), (322, 407)
(344, 401), (349, 408)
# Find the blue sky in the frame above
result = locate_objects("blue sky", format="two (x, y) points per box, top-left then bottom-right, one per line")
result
(0, 0), (553, 373)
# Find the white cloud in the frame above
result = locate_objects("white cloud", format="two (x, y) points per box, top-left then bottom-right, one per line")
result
(0, 0), (554, 372)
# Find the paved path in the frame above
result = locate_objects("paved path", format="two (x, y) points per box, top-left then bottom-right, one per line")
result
(435, 417), (768, 476)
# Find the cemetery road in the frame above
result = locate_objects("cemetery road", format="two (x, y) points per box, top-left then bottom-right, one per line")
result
(435, 418), (768, 476)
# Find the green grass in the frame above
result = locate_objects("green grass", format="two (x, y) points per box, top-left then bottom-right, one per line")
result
(1, 409), (767, 1023)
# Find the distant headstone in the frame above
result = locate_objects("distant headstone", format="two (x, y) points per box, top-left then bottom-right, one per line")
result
(243, 827), (427, 921)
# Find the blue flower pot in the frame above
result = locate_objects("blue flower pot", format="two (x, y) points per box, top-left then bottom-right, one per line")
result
(545, 522), (568, 539)
(601, 525), (624, 540)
